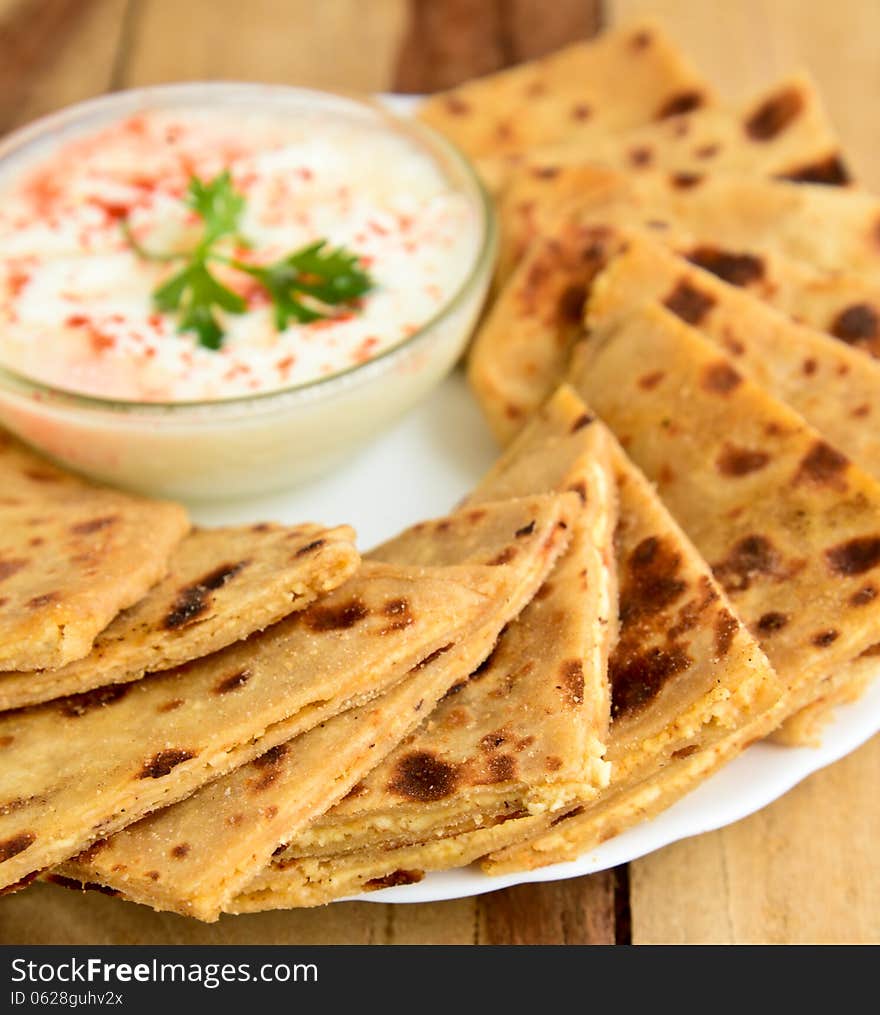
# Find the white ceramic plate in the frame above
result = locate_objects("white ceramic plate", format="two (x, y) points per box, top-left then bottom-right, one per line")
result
(190, 371), (880, 903)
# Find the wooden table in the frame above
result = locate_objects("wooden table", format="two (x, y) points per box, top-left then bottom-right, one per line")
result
(0, 0), (877, 946)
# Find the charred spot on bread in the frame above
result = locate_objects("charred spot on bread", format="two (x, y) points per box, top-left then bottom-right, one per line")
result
(825, 536), (880, 576)
(305, 598), (369, 631)
(388, 751), (459, 802)
(163, 561), (250, 630)
(685, 247), (765, 287)
(139, 749), (195, 779)
(745, 86), (804, 140)
(656, 90), (705, 119)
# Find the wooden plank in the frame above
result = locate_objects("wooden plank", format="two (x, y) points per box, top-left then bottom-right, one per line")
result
(0, 0), (128, 133)
(394, 0), (507, 93)
(394, 0), (602, 92)
(120, 0), (408, 92)
(609, 0), (880, 187)
(387, 898), (478, 944)
(476, 872), (616, 944)
(0, 882), (483, 944)
(505, 0), (603, 62)
(0, 883), (395, 944)
(630, 735), (880, 943)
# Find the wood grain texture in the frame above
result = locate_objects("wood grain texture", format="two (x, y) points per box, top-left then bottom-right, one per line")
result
(0, 0), (128, 132)
(387, 898), (478, 944)
(505, 0), (603, 61)
(394, 0), (507, 92)
(609, 0), (880, 188)
(394, 0), (601, 92)
(0, 876), (622, 945)
(0, 885), (480, 945)
(0, 883), (395, 944)
(119, 0), (408, 91)
(629, 735), (880, 943)
(476, 873), (616, 944)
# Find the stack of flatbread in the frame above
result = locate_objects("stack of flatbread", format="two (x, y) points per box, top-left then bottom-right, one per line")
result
(340, 21), (875, 895)
(456, 19), (880, 743)
(0, 426), (588, 918)
(3, 18), (879, 918)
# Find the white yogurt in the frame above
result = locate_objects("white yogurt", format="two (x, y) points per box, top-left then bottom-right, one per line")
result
(0, 105), (479, 402)
(0, 86), (493, 498)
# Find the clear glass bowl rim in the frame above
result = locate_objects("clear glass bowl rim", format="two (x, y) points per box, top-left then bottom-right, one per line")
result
(0, 81), (496, 415)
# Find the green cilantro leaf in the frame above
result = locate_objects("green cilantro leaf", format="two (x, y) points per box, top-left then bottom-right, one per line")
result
(235, 241), (374, 331)
(124, 171), (374, 349)
(185, 170), (245, 247)
(277, 240), (374, 303)
(155, 261), (246, 350)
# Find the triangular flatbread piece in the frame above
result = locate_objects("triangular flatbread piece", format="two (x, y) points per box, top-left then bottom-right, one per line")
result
(0, 523), (360, 709)
(0, 556), (520, 891)
(233, 684), (776, 894)
(496, 162), (880, 356)
(49, 495), (575, 919)
(586, 230), (880, 480)
(468, 214), (620, 443)
(480, 438), (787, 875)
(571, 302), (880, 739)
(499, 163), (880, 286)
(229, 401), (783, 904)
(483, 703), (776, 876)
(232, 692), (772, 904)
(480, 165), (880, 442)
(633, 173), (880, 282)
(0, 433), (189, 671)
(418, 20), (714, 176)
(496, 162), (636, 284)
(486, 72), (848, 195)
(226, 387), (618, 907)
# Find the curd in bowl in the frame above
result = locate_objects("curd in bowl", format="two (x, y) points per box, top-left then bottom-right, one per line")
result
(0, 84), (495, 499)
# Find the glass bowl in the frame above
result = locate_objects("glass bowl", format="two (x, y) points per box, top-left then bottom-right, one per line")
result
(0, 83), (496, 500)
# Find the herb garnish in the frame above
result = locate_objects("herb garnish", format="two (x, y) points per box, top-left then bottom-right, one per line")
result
(123, 170), (375, 350)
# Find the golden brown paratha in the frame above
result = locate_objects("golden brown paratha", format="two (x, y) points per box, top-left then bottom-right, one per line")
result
(773, 652), (879, 746)
(571, 302), (880, 739)
(496, 162), (880, 355)
(481, 440), (788, 875)
(500, 164), (880, 287)
(585, 231), (880, 480)
(485, 72), (847, 196)
(497, 163), (635, 284)
(224, 388), (617, 905)
(633, 173), (880, 282)
(0, 524), (360, 710)
(418, 20), (714, 175)
(0, 433), (189, 672)
(479, 162), (880, 443)
(232, 703), (773, 906)
(230, 412), (783, 905)
(459, 384), (617, 747)
(231, 704), (779, 903)
(52, 496), (574, 919)
(483, 701), (783, 875)
(468, 216), (618, 443)
(0, 555), (519, 891)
